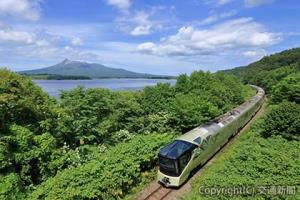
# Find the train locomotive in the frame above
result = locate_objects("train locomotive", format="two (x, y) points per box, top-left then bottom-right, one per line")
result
(157, 85), (265, 187)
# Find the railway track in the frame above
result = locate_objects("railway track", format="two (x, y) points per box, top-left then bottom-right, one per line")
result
(137, 99), (266, 200)
(141, 185), (172, 200)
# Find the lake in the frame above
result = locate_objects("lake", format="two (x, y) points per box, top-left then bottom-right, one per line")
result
(33, 79), (177, 97)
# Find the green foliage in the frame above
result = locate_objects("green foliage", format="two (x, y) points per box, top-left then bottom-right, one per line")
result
(271, 73), (300, 103)
(51, 71), (251, 145)
(139, 83), (175, 114)
(169, 71), (252, 132)
(224, 47), (300, 93)
(104, 91), (144, 135)
(0, 125), (56, 184)
(29, 134), (174, 200)
(175, 74), (190, 93)
(0, 173), (24, 200)
(47, 144), (108, 176)
(54, 88), (146, 146)
(142, 111), (173, 134)
(168, 94), (221, 132)
(55, 86), (115, 146)
(257, 65), (299, 93)
(0, 69), (54, 132)
(260, 102), (300, 140)
(187, 71), (246, 111)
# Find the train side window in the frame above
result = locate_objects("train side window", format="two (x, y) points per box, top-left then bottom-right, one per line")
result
(206, 135), (211, 143)
(193, 137), (201, 145)
(200, 139), (208, 150)
(179, 152), (191, 173)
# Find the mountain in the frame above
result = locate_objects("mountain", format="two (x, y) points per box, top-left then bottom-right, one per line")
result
(223, 47), (300, 92)
(20, 59), (169, 79)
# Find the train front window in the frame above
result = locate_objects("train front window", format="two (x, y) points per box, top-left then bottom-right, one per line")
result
(159, 156), (178, 176)
(159, 140), (196, 176)
(159, 156), (175, 170)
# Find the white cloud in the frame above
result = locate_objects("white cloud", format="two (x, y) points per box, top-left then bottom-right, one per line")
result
(245, 0), (272, 7)
(199, 10), (237, 25)
(0, 0), (41, 21)
(128, 11), (154, 36)
(0, 28), (34, 44)
(106, 0), (131, 12)
(71, 37), (83, 46)
(137, 18), (280, 56)
(137, 42), (157, 53)
(0, 23), (88, 60)
(117, 7), (173, 36)
(130, 25), (152, 36)
(0, 24), (64, 47)
(35, 39), (50, 47)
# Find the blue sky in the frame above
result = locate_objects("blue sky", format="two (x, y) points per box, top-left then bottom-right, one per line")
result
(0, 0), (299, 75)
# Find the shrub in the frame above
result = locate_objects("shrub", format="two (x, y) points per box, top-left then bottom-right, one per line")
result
(0, 173), (24, 200)
(0, 125), (56, 185)
(29, 134), (174, 200)
(260, 102), (300, 140)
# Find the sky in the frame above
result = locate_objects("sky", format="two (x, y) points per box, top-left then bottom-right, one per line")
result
(0, 0), (299, 75)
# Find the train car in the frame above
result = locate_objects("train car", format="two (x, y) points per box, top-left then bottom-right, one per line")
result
(157, 85), (265, 187)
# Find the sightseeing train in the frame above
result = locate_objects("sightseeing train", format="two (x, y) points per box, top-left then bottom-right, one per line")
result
(157, 85), (265, 187)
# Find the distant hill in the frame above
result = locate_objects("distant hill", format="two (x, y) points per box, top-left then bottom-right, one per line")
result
(20, 59), (170, 79)
(223, 47), (300, 92)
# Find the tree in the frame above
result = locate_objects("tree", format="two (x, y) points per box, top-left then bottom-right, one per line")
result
(139, 83), (175, 114)
(57, 87), (115, 146)
(168, 94), (221, 132)
(0, 69), (54, 133)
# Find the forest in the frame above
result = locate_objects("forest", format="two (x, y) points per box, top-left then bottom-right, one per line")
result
(185, 48), (300, 199)
(0, 69), (253, 199)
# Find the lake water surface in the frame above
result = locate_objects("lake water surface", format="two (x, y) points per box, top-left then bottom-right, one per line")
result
(33, 79), (176, 97)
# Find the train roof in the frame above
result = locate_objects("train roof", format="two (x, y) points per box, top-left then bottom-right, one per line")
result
(176, 121), (223, 145)
(159, 140), (197, 159)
